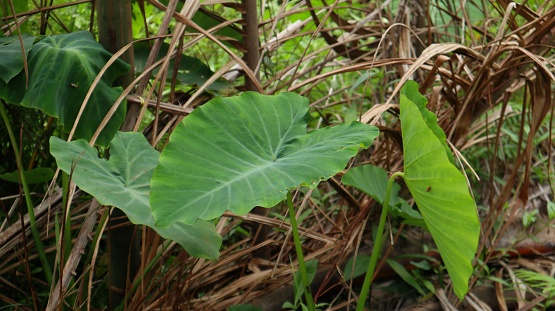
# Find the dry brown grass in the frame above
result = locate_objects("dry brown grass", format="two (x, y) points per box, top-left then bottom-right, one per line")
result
(1, 0), (554, 310)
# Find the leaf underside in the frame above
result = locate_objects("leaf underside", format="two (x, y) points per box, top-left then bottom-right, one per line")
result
(151, 92), (379, 226)
(400, 81), (480, 299)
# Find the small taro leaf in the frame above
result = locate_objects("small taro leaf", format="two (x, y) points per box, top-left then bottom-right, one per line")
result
(0, 167), (55, 184)
(0, 34), (35, 84)
(151, 92), (378, 226)
(411, 260), (432, 271)
(386, 259), (426, 295)
(132, 40), (170, 74)
(400, 81), (480, 299)
(133, 41), (232, 92)
(401, 81), (454, 164)
(293, 260), (318, 305)
(175, 55), (233, 92)
(394, 200), (427, 228)
(344, 254), (370, 281)
(21, 31), (129, 147)
(49, 132), (222, 260)
(192, 11), (242, 43)
(342, 164), (401, 208)
(157, 0), (243, 44)
(228, 305), (263, 311)
(349, 71), (370, 94)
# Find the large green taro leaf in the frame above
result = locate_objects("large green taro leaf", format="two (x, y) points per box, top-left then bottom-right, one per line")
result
(400, 81), (480, 299)
(0, 34), (34, 84)
(151, 92), (378, 226)
(20, 31), (129, 147)
(50, 132), (222, 260)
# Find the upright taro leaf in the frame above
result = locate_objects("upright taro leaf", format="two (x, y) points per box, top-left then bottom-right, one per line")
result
(400, 81), (480, 299)
(151, 92), (378, 227)
(0, 34), (35, 84)
(50, 132), (222, 260)
(20, 31), (129, 147)
(401, 82), (454, 164)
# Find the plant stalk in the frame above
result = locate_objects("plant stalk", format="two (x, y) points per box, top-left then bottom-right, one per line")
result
(287, 191), (316, 311)
(0, 101), (52, 283)
(356, 171), (404, 311)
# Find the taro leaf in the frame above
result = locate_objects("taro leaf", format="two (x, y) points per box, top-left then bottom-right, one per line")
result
(20, 31), (129, 147)
(342, 164), (401, 207)
(386, 259), (426, 295)
(400, 81), (479, 299)
(292, 260), (318, 306)
(134, 41), (232, 92)
(49, 132), (222, 260)
(344, 254), (370, 281)
(151, 92), (378, 226)
(342, 164), (425, 227)
(394, 200), (426, 228)
(0, 34), (35, 84)
(401, 82), (454, 164)
(0, 167), (55, 184)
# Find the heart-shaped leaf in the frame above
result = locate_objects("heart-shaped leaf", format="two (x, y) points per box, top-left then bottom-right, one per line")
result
(151, 92), (378, 226)
(400, 81), (480, 299)
(0, 34), (35, 84)
(20, 31), (129, 146)
(50, 132), (222, 260)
